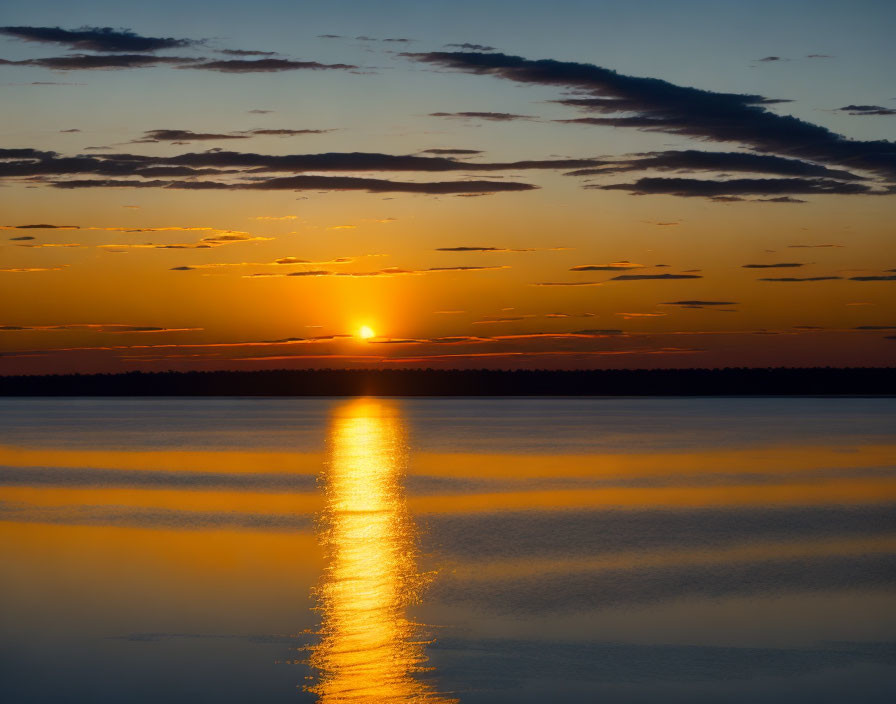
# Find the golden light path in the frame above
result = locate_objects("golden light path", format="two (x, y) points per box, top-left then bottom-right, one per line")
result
(307, 398), (455, 703)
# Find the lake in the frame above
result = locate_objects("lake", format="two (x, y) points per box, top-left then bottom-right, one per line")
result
(1, 397), (894, 703)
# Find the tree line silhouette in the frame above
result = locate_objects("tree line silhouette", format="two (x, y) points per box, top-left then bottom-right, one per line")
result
(0, 367), (893, 396)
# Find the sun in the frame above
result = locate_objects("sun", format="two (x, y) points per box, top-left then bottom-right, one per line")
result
(358, 325), (376, 340)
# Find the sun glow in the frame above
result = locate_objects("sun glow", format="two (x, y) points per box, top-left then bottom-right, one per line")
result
(358, 325), (376, 339)
(308, 398), (455, 703)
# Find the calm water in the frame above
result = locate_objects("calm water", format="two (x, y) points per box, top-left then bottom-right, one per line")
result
(1, 397), (894, 703)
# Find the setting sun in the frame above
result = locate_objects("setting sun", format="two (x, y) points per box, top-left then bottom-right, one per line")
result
(358, 326), (376, 340)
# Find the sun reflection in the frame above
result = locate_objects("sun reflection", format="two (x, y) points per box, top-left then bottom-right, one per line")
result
(307, 398), (455, 703)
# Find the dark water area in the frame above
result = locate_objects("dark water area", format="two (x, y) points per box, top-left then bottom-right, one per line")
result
(1, 397), (894, 703)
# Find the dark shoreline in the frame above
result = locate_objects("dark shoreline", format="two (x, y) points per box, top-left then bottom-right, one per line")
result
(1, 367), (894, 396)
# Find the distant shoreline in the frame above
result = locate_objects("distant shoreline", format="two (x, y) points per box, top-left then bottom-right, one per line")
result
(1, 368), (894, 396)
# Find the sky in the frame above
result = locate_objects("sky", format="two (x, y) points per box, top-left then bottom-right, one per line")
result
(1, 0), (894, 373)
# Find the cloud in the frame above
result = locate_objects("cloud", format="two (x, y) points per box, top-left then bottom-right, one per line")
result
(134, 129), (250, 142)
(758, 276), (843, 282)
(742, 262), (805, 268)
(244, 265), (508, 278)
(757, 56), (784, 62)
(849, 274), (896, 281)
(564, 149), (862, 181)
(444, 43), (497, 51)
(243, 128), (334, 136)
(855, 325), (896, 330)
(837, 105), (896, 116)
(0, 324), (200, 333)
(100, 232), (272, 249)
(788, 243), (843, 248)
(1, 146), (601, 181)
(472, 316), (532, 324)
(421, 148), (483, 154)
(179, 59), (357, 73)
(661, 300), (738, 307)
(402, 51), (896, 183)
(8, 235), (35, 240)
(436, 245), (564, 253)
(0, 25), (197, 52)
(15, 242), (82, 248)
(53, 175), (538, 194)
(1, 223), (79, 229)
(597, 177), (872, 199)
(611, 273), (702, 281)
(217, 49), (278, 57)
(569, 262), (641, 271)
(0, 54), (196, 70)
(172, 256), (356, 269)
(428, 111), (534, 121)
(0, 266), (66, 272)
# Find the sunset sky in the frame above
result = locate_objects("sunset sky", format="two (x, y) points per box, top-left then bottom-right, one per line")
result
(1, 0), (894, 373)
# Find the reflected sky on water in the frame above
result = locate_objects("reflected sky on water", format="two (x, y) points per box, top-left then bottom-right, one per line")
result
(0, 397), (894, 703)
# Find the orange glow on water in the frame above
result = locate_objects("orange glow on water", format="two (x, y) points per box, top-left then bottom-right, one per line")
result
(307, 398), (454, 703)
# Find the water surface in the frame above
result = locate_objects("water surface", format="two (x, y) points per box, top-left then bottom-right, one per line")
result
(1, 397), (894, 703)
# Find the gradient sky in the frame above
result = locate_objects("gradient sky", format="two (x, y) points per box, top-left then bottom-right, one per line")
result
(1, 0), (894, 373)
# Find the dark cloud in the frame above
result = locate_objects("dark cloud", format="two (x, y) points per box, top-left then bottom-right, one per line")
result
(437, 246), (503, 252)
(855, 325), (896, 330)
(382, 38), (414, 43)
(1, 147), (598, 178)
(9, 235), (35, 240)
(402, 51), (896, 183)
(742, 262), (805, 268)
(661, 300), (738, 306)
(569, 262), (641, 271)
(217, 49), (277, 57)
(429, 111), (534, 121)
(2, 223), (79, 229)
(428, 265), (507, 272)
(60, 128), (80, 133)
(421, 148), (483, 154)
(849, 274), (896, 281)
(837, 105), (896, 116)
(135, 129), (250, 142)
(0, 54), (196, 70)
(445, 43), (497, 51)
(247, 109), (273, 114)
(564, 150), (862, 181)
(597, 177), (872, 199)
(788, 243), (842, 248)
(757, 56), (784, 62)
(611, 273), (702, 281)
(317, 35), (343, 40)
(243, 128), (333, 136)
(758, 276), (843, 282)
(52, 175), (536, 194)
(0, 25), (196, 52)
(180, 58), (357, 73)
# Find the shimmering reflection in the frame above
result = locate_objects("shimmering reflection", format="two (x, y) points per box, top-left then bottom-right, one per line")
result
(308, 398), (455, 703)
